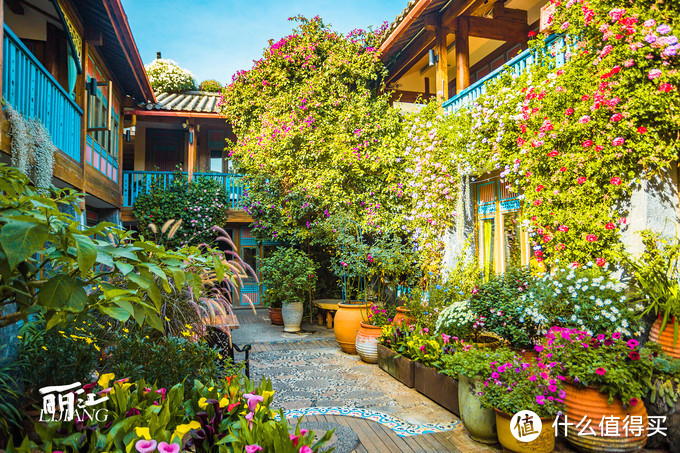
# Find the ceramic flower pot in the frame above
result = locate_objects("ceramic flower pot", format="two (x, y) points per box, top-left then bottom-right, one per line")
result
(268, 307), (283, 325)
(355, 322), (382, 363)
(458, 375), (497, 444)
(563, 381), (648, 452)
(393, 307), (413, 327)
(495, 409), (555, 453)
(377, 344), (415, 387)
(334, 303), (369, 354)
(649, 316), (680, 358)
(282, 301), (303, 332)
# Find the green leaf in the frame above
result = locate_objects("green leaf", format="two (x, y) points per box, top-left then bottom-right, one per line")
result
(214, 254), (224, 282)
(100, 305), (132, 322)
(96, 249), (115, 268)
(0, 219), (49, 269)
(115, 262), (135, 276)
(74, 234), (97, 273)
(38, 274), (74, 309)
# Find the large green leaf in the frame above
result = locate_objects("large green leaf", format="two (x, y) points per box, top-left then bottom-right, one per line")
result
(0, 219), (49, 269)
(74, 234), (97, 273)
(37, 274), (74, 309)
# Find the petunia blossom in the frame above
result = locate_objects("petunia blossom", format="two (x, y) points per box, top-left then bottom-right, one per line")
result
(135, 440), (157, 453)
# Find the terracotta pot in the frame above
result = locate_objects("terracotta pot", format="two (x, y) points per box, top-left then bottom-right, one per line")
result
(511, 346), (539, 363)
(649, 316), (680, 359)
(356, 322), (382, 363)
(377, 344), (415, 387)
(268, 307), (283, 325)
(495, 409), (555, 453)
(393, 306), (413, 327)
(414, 362), (460, 416)
(334, 303), (369, 354)
(563, 381), (647, 452)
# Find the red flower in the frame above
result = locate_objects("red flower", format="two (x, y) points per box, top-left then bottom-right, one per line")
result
(637, 126), (647, 134)
(629, 397), (639, 406)
(565, 108), (574, 115)
(659, 83), (675, 92)
(558, 225), (569, 232)
(595, 145), (604, 152)
(534, 199), (543, 206)
(586, 234), (598, 242)
(596, 257), (606, 267)
(610, 113), (623, 122)
(543, 235), (552, 243)
(582, 140), (593, 147)
(547, 150), (559, 157)
(536, 185), (545, 192)
(559, 166), (566, 172)
(577, 177), (587, 185)
(555, 243), (566, 251)
(605, 222), (615, 230)
(227, 403), (240, 412)
(629, 351), (640, 360)
(610, 177), (622, 185)
(528, 31), (537, 37)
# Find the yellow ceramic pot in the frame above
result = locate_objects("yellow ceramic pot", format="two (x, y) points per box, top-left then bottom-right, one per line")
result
(334, 303), (369, 354)
(495, 409), (555, 453)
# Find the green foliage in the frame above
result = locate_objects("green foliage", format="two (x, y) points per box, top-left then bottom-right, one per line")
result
(221, 16), (405, 244)
(648, 353), (680, 408)
(435, 300), (477, 340)
(259, 247), (318, 305)
(544, 326), (659, 406)
(440, 346), (516, 380)
(479, 355), (564, 418)
(0, 348), (23, 443)
(133, 171), (230, 248)
(199, 79), (222, 93)
(145, 59), (196, 93)
(469, 268), (539, 348)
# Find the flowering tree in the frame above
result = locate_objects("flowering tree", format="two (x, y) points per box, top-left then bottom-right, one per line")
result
(145, 59), (197, 93)
(400, 0), (680, 270)
(219, 16), (407, 245)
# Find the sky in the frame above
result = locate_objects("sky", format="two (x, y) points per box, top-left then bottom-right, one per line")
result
(120, 0), (406, 85)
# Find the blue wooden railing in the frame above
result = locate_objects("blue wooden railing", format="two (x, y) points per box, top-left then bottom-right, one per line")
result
(122, 171), (245, 208)
(443, 34), (568, 114)
(2, 24), (83, 162)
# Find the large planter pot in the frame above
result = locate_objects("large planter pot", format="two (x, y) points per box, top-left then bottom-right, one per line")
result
(459, 375), (497, 444)
(414, 361), (460, 416)
(282, 301), (304, 332)
(495, 409), (555, 453)
(268, 307), (283, 325)
(355, 322), (381, 363)
(334, 303), (369, 354)
(649, 316), (680, 358)
(393, 307), (413, 327)
(563, 381), (647, 452)
(644, 377), (680, 450)
(377, 344), (415, 388)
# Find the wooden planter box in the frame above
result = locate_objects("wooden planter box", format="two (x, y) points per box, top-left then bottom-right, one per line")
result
(414, 361), (460, 416)
(377, 344), (415, 388)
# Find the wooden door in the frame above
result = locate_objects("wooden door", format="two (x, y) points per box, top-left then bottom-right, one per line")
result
(146, 129), (184, 171)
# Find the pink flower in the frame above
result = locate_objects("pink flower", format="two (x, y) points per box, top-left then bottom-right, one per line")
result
(586, 234), (598, 242)
(535, 344), (544, 352)
(610, 113), (623, 122)
(648, 69), (662, 80)
(558, 225), (569, 232)
(610, 177), (622, 185)
(627, 339), (640, 349)
(157, 442), (180, 453)
(629, 397), (639, 407)
(577, 177), (587, 185)
(578, 115), (591, 124)
(565, 108), (575, 115)
(245, 446), (263, 453)
(135, 440), (157, 453)
(612, 332), (622, 339)
(582, 140), (594, 147)
(290, 434), (300, 446)
(300, 447), (313, 453)
(612, 137), (625, 146)
(245, 411), (254, 429)
(608, 8), (626, 22)
(244, 393), (264, 413)
(596, 257), (606, 267)
(596, 367), (606, 375)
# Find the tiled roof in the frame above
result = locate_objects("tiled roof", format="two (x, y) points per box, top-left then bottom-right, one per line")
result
(152, 91), (221, 113)
(380, 0), (421, 47)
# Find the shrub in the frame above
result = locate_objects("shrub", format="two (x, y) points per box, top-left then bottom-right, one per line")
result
(259, 247), (318, 305)
(199, 79), (222, 92)
(145, 59), (196, 93)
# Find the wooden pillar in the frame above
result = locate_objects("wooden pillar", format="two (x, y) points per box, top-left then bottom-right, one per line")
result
(187, 124), (196, 182)
(1, 0), (4, 98)
(456, 16), (471, 93)
(435, 16), (449, 101)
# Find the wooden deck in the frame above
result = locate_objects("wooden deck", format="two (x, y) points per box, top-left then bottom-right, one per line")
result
(295, 414), (499, 453)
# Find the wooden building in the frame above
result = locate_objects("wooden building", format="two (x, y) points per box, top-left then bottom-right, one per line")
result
(0, 0), (155, 225)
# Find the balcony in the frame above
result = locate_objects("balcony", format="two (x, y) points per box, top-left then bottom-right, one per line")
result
(122, 171), (245, 209)
(443, 34), (568, 114)
(2, 24), (83, 162)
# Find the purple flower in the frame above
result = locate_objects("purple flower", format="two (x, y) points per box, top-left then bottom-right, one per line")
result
(645, 33), (657, 44)
(536, 395), (546, 405)
(157, 442), (180, 453)
(657, 24), (672, 35)
(245, 446), (263, 453)
(244, 393), (264, 412)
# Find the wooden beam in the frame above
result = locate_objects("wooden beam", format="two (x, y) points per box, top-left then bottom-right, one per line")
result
(424, 78), (430, 98)
(493, 3), (528, 23)
(468, 16), (529, 43)
(6, 0), (23, 15)
(379, 0), (434, 54)
(442, 0), (480, 30)
(456, 16), (470, 93)
(87, 27), (104, 46)
(0, 0), (4, 99)
(187, 125), (196, 182)
(435, 15), (449, 100)
(386, 30), (435, 85)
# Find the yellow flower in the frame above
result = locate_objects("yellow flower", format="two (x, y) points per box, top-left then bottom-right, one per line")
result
(16, 336), (22, 339)
(261, 390), (274, 402)
(134, 427), (151, 440)
(119, 383), (133, 392)
(41, 346), (47, 351)
(185, 324), (193, 329)
(218, 397), (229, 408)
(98, 373), (115, 388)
(164, 316), (171, 322)
(198, 397), (208, 409)
(173, 421), (200, 441)
(94, 344), (101, 352)
(123, 328), (129, 333)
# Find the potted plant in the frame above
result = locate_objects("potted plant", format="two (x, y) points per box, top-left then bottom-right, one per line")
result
(545, 326), (658, 452)
(356, 303), (395, 363)
(623, 230), (680, 358)
(441, 347), (516, 444)
(436, 299), (502, 349)
(259, 247), (318, 333)
(377, 324), (417, 387)
(480, 355), (563, 453)
(263, 294), (283, 326)
(644, 352), (680, 450)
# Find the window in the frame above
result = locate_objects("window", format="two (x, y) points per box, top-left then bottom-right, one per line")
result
(85, 56), (120, 182)
(242, 246), (258, 283)
(210, 150), (223, 172)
